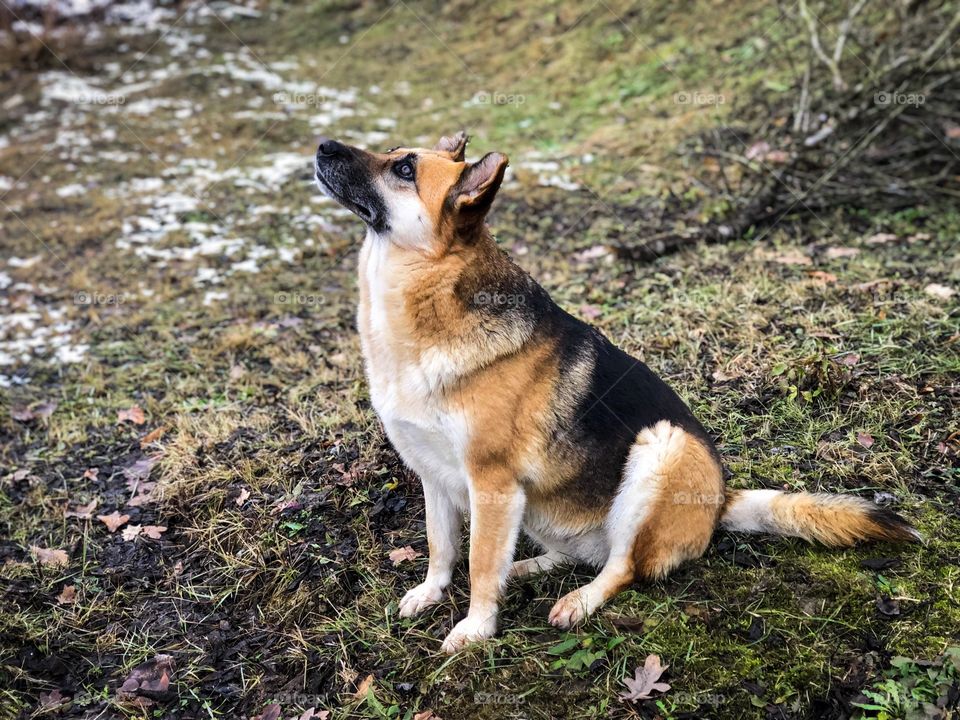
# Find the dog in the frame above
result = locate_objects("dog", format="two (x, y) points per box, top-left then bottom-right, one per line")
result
(313, 131), (920, 654)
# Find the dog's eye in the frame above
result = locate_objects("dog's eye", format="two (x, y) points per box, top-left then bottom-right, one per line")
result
(393, 159), (415, 181)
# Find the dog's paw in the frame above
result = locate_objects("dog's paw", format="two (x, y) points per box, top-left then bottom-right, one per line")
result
(439, 614), (496, 654)
(548, 590), (590, 629)
(398, 582), (444, 618)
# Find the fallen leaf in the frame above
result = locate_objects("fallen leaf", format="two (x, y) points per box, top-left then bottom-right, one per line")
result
(413, 712), (437, 720)
(127, 487), (156, 507)
(140, 426), (166, 448)
(11, 406), (34, 422)
(865, 232), (898, 245)
(764, 149), (790, 163)
(141, 525), (167, 540)
(945, 123), (960, 140)
(772, 250), (812, 266)
(229, 364), (245, 380)
(825, 246), (859, 259)
(98, 512), (130, 533)
(851, 279), (893, 292)
(57, 585), (77, 604)
(252, 704), (281, 720)
(83, 467), (99, 480)
(836, 353), (860, 367)
(117, 404), (146, 425)
(334, 460), (368, 486)
(620, 654), (671, 702)
(353, 674), (374, 701)
(33, 401), (58, 419)
(122, 525), (143, 541)
(65, 498), (98, 520)
(924, 283), (956, 300)
(876, 596), (900, 616)
(11, 468), (31, 481)
(30, 546), (68, 567)
(117, 654), (175, 702)
(39, 689), (67, 710)
(711, 368), (739, 383)
(807, 270), (838, 284)
(856, 432), (875, 449)
(123, 456), (156, 484)
(388, 546), (422, 566)
(235, 488), (251, 506)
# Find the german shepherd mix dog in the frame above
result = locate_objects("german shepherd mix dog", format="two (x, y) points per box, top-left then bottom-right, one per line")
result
(314, 132), (919, 654)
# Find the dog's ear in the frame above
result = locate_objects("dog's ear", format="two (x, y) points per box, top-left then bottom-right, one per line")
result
(433, 131), (468, 161)
(451, 152), (508, 228)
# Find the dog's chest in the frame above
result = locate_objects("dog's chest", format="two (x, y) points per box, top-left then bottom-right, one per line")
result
(356, 238), (470, 495)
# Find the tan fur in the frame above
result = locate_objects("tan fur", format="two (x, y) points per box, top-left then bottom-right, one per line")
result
(632, 432), (724, 579)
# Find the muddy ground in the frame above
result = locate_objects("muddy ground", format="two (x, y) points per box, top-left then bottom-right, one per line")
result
(1, 1), (959, 719)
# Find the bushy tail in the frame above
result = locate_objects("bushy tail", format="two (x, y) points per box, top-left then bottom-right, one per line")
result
(720, 489), (921, 546)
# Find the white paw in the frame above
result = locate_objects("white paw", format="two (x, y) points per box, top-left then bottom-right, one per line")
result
(439, 613), (496, 654)
(548, 591), (590, 629)
(398, 582), (444, 618)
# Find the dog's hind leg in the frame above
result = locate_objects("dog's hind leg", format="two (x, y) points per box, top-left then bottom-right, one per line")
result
(548, 421), (722, 628)
(508, 549), (568, 579)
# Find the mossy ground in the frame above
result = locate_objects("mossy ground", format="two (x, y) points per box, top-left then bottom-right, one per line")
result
(1, 1), (958, 719)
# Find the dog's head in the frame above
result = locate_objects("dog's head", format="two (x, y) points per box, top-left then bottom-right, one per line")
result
(314, 132), (507, 251)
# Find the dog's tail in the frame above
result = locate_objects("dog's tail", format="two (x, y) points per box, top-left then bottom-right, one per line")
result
(719, 489), (920, 546)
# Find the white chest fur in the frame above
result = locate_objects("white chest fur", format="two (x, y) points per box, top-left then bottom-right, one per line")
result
(356, 235), (470, 507)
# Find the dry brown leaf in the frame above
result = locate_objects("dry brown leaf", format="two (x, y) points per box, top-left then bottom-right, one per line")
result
(353, 674), (374, 700)
(82, 467), (99, 480)
(140, 426), (166, 448)
(235, 488), (251, 506)
(39, 689), (67, 710)
(824, 246), (859, 259)
(836, 353), (860, 367)
(772, 250), (812, 266)
(31, 546), (69, 567)
(924, 283), (956, 300)
(65, 498), (98, 519)
(388, 546), (422, 566)
(865, 232), (898, 245)
(33, 401), (58, 419)
(98, 511), (130, 533)
(117, 404), (146, 425)
(807, 270), (838, 284)
(413, 712), (438, 720)
(117, 654), (175, 702)
(121, 525), (143, 541)
(11, 406), (34, 422)
(620, 654), (671, 702)
(857, 432), (875, 449)
(57, 585), (77, 604)
(141, 525), (167, 539)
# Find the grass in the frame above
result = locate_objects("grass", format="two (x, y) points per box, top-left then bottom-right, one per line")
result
(1, 1), (959, 719)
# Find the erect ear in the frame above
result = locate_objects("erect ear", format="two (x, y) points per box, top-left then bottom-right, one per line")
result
(433, 131), (468, 161)
(453, 152), (508, 213)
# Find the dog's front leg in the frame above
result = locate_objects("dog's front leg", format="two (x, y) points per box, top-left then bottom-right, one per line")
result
(399, 478), (461, 618)
(440, 468), (525, 654)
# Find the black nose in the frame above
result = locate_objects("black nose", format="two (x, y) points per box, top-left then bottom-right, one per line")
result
(317, 138), (345, 157)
